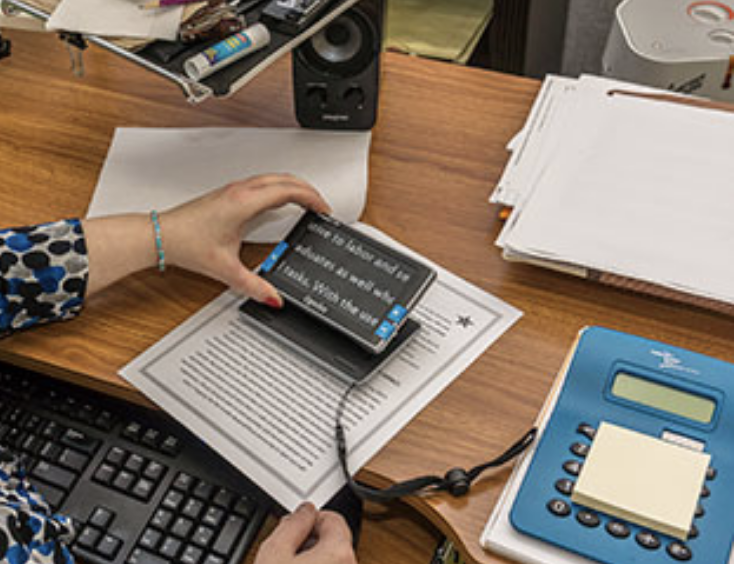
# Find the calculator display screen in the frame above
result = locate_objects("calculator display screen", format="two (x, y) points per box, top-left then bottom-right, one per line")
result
(612, 372), (716, 423)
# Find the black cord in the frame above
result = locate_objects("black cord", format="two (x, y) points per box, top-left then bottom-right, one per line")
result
(335, 383), (538, 503)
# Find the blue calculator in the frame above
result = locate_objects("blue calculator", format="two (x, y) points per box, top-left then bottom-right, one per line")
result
(510, 327), (734, 564)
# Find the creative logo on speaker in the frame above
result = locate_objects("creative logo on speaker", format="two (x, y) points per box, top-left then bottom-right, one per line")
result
(322, 114), (350, 122)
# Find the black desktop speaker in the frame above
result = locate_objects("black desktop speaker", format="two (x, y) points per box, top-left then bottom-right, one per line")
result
(292, 0), (383, 130)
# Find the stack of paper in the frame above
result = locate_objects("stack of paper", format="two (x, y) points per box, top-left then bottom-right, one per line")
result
(491, 75), (734, 314)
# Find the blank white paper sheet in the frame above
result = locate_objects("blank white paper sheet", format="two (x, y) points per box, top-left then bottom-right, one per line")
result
(87, 127), (372, 243)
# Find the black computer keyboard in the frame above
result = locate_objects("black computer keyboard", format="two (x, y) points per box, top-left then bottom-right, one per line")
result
(0, 362), (273, 564)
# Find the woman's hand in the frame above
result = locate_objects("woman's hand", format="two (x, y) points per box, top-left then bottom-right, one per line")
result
(161, 174), (330, 306)
(83, 174), (330, 302)
(254, 503), (358, 564)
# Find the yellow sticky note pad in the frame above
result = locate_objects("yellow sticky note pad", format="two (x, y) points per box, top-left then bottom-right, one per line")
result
(571, 422), (710, 540)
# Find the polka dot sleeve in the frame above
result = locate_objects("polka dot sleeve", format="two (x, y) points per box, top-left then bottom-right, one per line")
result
(0, 219), (88, 335)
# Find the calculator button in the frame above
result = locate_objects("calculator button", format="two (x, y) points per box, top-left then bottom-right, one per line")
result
(547, 499), (571, 517)
(688, 524), (699, 539)
(700, 484), (710, 498)
(570, 442), (590, 458)
(554, 478), (574, 496)
(576, 510), (600, 528)
(695, 504), (704, 518)
(667, 542), (692, 561)
(636, 531), (661, 550)
(706, 467), (717, 481)
(605, 521), (630, 539)
(563, 460), (583, 476)
(577, 423), (596, 440)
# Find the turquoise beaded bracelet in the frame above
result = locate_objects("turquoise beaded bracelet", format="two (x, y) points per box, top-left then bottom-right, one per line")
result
(150, 210), (166, 272)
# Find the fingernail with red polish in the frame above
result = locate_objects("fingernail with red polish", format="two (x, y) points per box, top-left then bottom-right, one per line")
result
(265, 297), (282, 309)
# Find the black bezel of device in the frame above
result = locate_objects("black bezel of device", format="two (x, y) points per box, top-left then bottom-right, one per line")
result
(239, 299), (420, 384)
(258, 211), (436, 354)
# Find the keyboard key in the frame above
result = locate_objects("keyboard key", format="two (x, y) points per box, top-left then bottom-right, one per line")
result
(192, 525), (215, 548)
(143, 460), (166, 482)
(132, 478), (156, 501)
(202, 506), (225, 529)
(150, 509), (174, 530)
(41, 420), (64, 440)
(233, 497), (256, 519)
(139, 528), (163, 551)
(39, 441), (62, 462)
(212, 515), (246, 556)
(61, 428), (99, 455)
(97, 534), (122, 559)
(160, 435), (181, 456)
(89, 507), (115, 530)
(182, 498), (205, 520)
(113, 470), (136, 492)
(193, 481), (215, 501)
(32, 460), (76, 490)
(181, 544), (204, 564)
(173, 472), (196, 493)
(171, 516), (194, 538)
(122, 422), (144, 442)
(202, 555), (225, 564)
(126, 548), (168, 564)
(161, 490), (184, 512)
(76, 526), (102, 550)
(124, 454), (145, 474)
(93, 410), (116, 432)
(105, 447), (127, 466)
(58, 448), (89, 473)
(212, 488), (235, 509)
(93, 463), (116, 485)
(141, 428), (161, 448)
(21, 434), (44, 454)
(32, 479), (65, 509)
(160, 536), (183, 559)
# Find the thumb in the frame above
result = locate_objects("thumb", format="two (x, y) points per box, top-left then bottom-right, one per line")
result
(269, 503), (318, 555)
(226, 262), (283, 307)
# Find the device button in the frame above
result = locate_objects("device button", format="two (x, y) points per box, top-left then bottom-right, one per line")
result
(570, 442), (590, 458)
(688, 524), (699, 539)
(576, 510), (600, 528)
(563, 459), (583, 476)
(695, 503), (705, 518)
(343, 86), (365, 108)
(667, 542), (693, 561)
(700, 484), (710, 498)
(636, 531), (661, 550)
(546, 499), (571, 517)
(605, 520), (630, 539)
(576, 423), (596, 440)
(306, 86), (328, 109)
(706, 467), (717, 481)
(554, 478), (574, 496)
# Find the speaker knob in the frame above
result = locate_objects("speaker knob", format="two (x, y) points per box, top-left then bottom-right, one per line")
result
(306, 86), (328, 109)
(343, 86), (365, 108)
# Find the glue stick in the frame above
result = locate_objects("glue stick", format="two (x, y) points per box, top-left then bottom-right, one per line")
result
(184, 23), (270, 81)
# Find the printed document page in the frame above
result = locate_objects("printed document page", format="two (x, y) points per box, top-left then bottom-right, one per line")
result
(120, 224), (521, 510)
(502, 92), (734, 305)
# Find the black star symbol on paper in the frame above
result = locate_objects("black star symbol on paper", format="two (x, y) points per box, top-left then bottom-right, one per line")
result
(456, 315), (474, 328)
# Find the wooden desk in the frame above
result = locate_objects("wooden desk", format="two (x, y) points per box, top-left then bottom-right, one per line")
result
(2, 30), (734, 564)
